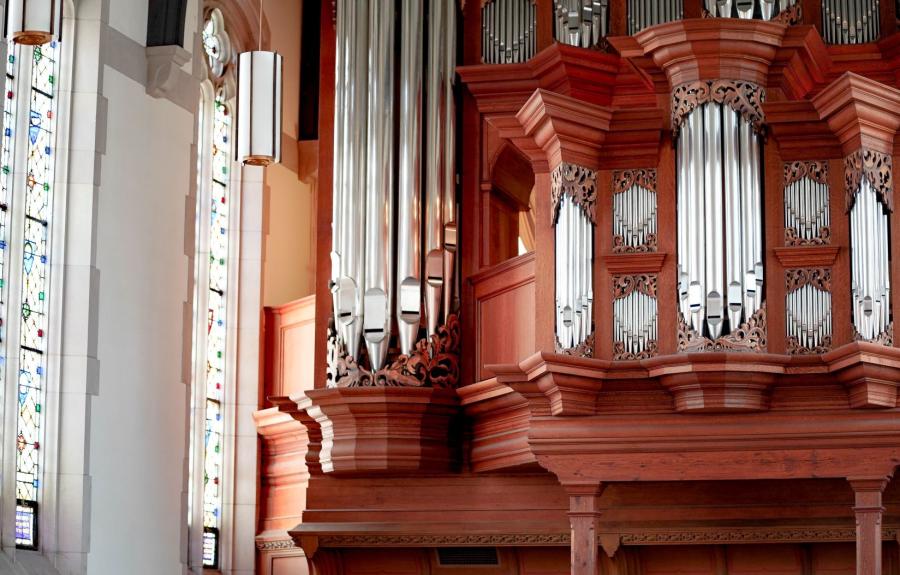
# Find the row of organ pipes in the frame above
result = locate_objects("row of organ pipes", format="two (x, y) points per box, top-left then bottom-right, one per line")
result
(614, 183), (657, 248)
(786, 284), (832, 350)
(614, 290), (658, 356)
(822, 0), (881, 44)
(555, 195), (594, 349)
(677, 103), (764, 340)
(331, 0), (457, 370)
(850, 179), (891, 340)
(784, 177), (830, 241)
(480, 0), (880, 64)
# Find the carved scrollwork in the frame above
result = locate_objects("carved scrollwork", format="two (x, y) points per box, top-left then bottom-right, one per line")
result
(614, 339), (658, 361)
(784, 160), (828, 187)
(614, 274), (658, 299)
(326, 315), (460, 388)
(786, 335), (832, 355)
(678, 303), (767, 353)
(551, 162), (597, 224)
(845, 149), (893, 213)
(671, 80), (766, 138)
(613, 234), (658, 253)
(784, 227), (830, 246)
(772, 3), (803, 24)
(556, 332), (595, 358)
(613, 169), (657, 194)
(853, 322), (894, 347)
(785, 268), (832, 294)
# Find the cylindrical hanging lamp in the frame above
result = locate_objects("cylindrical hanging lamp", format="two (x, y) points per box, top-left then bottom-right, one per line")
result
(237, 50), (282, 166)
(5, 0), (62, 45)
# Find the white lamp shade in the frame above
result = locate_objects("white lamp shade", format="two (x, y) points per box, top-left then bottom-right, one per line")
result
(6, 0), (62, 45)
(238, 50), (282, 166)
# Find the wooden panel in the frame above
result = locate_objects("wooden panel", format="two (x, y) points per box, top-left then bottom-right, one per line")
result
(811, 543), (855, 575)
(728, 545), (804, 575)
(517, 547), (569, 575)
(429, 548), (519, 575)
(342, 549), (429, 574)
(263, 294), (316, 401)
(642, 546), (718, 575)
(471, 253), (536, 380)
(271, 554), (310, 575)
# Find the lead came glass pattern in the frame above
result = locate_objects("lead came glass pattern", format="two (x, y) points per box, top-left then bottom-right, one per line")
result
(202, 92), (231, 569)
(15, 41), (58, 550)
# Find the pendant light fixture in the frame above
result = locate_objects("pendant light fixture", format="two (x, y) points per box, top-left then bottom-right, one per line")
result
(5, 0), (62, 45)
(237, 0), (282, 166)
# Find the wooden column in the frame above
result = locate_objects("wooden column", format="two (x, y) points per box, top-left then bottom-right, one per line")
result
(849, 477), (889, 575)
(567, 483), (606, 575)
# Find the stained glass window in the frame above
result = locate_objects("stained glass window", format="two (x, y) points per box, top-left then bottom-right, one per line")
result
(201, 90), (231, 569)
(14, 40), (58, 550)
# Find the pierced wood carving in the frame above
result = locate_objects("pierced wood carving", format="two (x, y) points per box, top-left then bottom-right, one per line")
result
(784, 161), (830, 245)
(853, 322), (894, 347)
(671, 80), (766, 137)
(772, 3), (802, 24)
(614, 339), (658, 361)
(613, 169), (657, 194)
(678, 302), (768, 352)
(785, 268), (831, 294)
(612, 169), (658, 254)
(786, 336), (832, 355)
(845, 149), (893, 212)
(556, 332), (595, 358)
(785, 227), (830, 245)
(784, 160), (828, 187)
(326, 314), (460, 388)
(614, 275), (658, 360)
(551, 162), (597, 224)
(614, 274), (657, 299)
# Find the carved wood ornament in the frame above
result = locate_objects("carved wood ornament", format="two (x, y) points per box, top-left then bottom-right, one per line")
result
(784, 161), (830, 245)
(613, 275), (658, 360)
(771, 3), (803, 24)
(671, 80), (766, 138)
(845, 149), (893, 212)
(551, 162), (597, 225)
(556, 332), (595, 358)
(326, 315), (461, 388)
(785, 268), (833, 355)
(678, 303), (768, 353)
(853, 322), (894, 347)
(612, 169), (658, 253)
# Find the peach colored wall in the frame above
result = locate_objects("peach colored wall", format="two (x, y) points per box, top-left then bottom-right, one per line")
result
(262, 0), (316, 308)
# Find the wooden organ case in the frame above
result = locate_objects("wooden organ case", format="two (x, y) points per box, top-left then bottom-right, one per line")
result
(255, 1), (900, 574)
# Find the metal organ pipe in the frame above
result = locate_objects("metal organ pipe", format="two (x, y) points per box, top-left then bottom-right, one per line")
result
(677, 102), (764, 339)
(331, 0), (457, 369)
(628, 0), (683, 32)
(851, 179), (891, 340)
(482, 0), (535, 64)
(554, 0), (608, 47)
(704, 0), (795, 18)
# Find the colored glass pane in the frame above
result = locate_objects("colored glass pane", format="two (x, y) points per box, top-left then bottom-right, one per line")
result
(201, 92), (231, 569)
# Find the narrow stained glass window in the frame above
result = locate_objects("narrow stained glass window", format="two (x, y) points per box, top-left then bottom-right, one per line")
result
(14, 40), (58, 550)
(202, 90), (231, 569)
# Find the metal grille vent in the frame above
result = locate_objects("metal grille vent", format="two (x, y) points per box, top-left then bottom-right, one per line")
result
(437, 547), (500, 566)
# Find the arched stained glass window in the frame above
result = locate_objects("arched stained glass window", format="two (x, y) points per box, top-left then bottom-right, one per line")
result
(0, 39), (61, 550)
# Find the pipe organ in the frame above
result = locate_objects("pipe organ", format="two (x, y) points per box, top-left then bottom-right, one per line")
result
(784, 162), (830, 245)
(481, 0), (537, 64)
(330, 0), (458, 377)
(554, 0), (609, 47)
(614, 275), (659, 359)
(613, 169), (657, 252)
(703, 0), (796, 19)
(627, 0), (684, 35)
(847, 150), (892, 342)
(786, 269), (833, 354)
(675, 81), (766, 350)
(822, 0), (881, 44)
(553, 164), (596, 353)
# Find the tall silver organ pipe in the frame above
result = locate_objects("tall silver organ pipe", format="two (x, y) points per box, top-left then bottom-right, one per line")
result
(554, 0), (609, 47)
(613, 277), (658, 359)
(704, 0), (795, 19)
(555, 195), (594, 349)
(822, 0), (881, 45)
(613, 181), (657, 250)
(482, 0), (536, 64)
(363, 0), (396, 369)
(677, 102), (764, 340)
(331, 0), (458, 370)
(627, 0), (683, 35)
(850, 178), (891, 340)
(397, 0), (423, 355)
(784, 176), (830, 243)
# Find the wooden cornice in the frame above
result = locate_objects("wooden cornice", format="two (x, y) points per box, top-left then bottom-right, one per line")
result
(516, 89), (612, 171)
(773, 245), (840, 267)
(765, 100), (843, 160)
(768, 25), (832, 100)
(601, 252), (667, 274)
(812, 72), (900, 156)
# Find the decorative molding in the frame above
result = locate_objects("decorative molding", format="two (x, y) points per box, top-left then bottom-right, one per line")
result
(603, 253), (667, 274)
(256, 538), (297, 551)
(772, 3), (803, 25)
(773, 246), (839, 268)
(612, 169), (657, 194)
(784, 160), (828, 187)
(678, 303), (768, 353)
(620, 526), (900, 546)
(551, 162), (597, 224)
(845, 149), (893, 213)
(671, 80), (766, 137)
(854, 322), (894, 347)
(326, 315), (460, 388)
(785, 268), (831, 294)
(556, 332), (595, 358)
(613, 274), (657, 299)
(318, 533), (572, 547)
